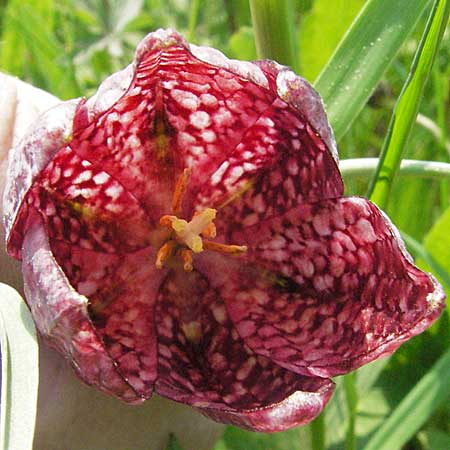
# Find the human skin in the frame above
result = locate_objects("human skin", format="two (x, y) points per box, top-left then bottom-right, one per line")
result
(0, 73), (223, 450)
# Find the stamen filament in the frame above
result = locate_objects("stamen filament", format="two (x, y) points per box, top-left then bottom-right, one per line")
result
(160, 215), (177, 228)
(203, 240), (248, 255)
(180, 249), (194, 272)
(172, 168), (191, 214)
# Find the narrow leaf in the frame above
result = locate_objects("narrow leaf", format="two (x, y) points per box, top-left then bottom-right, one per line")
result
(362, 345), (450, 450)
(310, 411), (325, 450)
(422, 205), (450, 292)
(188, 0), (202, 41)
(402, 231), (450, 292)
(0, 283), (39, 450)
(314, 0), (431, 140)
(339, 158), (450, 181)
(220, 424), (312, 450)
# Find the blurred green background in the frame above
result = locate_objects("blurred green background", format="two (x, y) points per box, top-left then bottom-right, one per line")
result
(0, 1), (449, 449)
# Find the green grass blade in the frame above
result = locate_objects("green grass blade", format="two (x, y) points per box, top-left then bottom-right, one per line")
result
(314, 0), (431, 141)
(0, 0), (28, 75)
(361, 345), (450, 450)
(1, 2), (80, 98)
(402, 231), (450, 291)
(218, 424), (313, 450)
(367, 0), (450, 208)
(355, 359), (390, 395)
(0, 284), (39, 450)
(249, 0), (299, 71)
(422, 204), (450, 292)
(322, 379), (348, 447)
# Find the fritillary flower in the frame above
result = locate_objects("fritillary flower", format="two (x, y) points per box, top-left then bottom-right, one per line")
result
(3, 29), (444, 432)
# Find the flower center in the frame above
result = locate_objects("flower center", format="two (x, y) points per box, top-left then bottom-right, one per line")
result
(155, 169), (247, 271)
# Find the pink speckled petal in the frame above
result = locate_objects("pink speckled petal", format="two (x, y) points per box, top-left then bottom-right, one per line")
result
(25, 146), (154, 254)
(68, 29), (341, 221)
(198, 197), (445, 378)
(45, 238), (164, 399)
(69, 30), (275, 220)
(194, 94), (343, 217)
(21, 215), (144, 403)
(4, 99), (79, 257)
(154, 269), (334, 432)
(191, 63), (343, 215)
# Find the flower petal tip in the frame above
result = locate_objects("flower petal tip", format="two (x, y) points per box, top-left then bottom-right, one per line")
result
(198, 381), (334, 432)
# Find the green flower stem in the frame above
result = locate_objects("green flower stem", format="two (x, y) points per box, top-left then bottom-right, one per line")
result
(367, 0), (450, 209)
(249, 0), (298, 71)
(343, 372), (358, 450)
(310, 412), (325, 450)
(188, 0), (202, 42)
(339, 158), (450, 180)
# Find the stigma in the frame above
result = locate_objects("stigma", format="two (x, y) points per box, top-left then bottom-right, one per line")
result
(155, 169), (247, 271)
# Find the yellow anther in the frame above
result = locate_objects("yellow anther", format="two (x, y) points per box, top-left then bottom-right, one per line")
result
(160, 215), (177, 227)
(201, 222), (217, 239)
